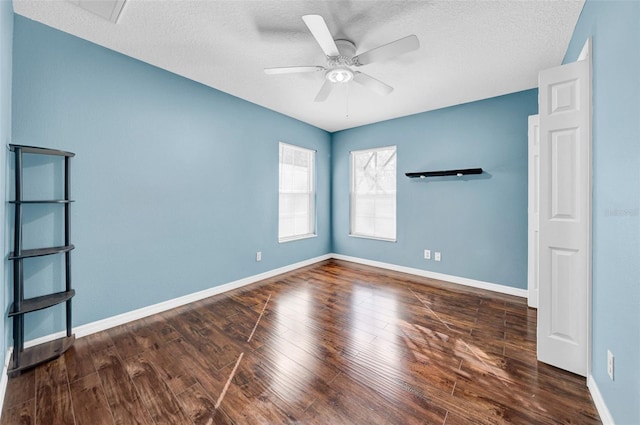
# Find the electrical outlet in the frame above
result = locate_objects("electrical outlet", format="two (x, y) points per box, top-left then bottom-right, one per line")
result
(424, 249), (431, 260)
(256, 251), (262, 262)
(434, 252), (441, 262)
(607, 350), (614, 380)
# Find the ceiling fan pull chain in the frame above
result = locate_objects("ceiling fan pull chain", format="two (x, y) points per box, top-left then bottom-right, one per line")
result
(345, 83), (350, 119)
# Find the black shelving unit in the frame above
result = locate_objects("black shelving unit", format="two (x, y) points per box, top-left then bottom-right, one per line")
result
(405, 168), (483, 179)
(8, 144), (76, 376)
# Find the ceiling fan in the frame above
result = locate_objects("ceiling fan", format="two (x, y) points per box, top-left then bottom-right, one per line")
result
(264, 15), (420, 102)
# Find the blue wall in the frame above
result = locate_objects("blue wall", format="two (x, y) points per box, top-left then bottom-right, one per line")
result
(564, 1), (640, 423)
(332, 90), (538, 289)
(11, 16), (332, 340)
(0, 0), (13, 378)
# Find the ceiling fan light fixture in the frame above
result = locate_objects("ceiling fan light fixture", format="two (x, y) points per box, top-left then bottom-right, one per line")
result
(326, 67), (354, 83)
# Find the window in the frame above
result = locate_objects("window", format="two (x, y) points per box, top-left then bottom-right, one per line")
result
(350, 146), (397, 241)
(279, 142), (316, 242)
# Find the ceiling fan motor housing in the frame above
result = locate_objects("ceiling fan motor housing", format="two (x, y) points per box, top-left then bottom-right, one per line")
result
(335, 39), (356, 57)
(325, 40), (356, 83)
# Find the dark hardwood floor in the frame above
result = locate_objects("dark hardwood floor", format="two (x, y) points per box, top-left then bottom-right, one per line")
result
(1, 259), (601, 424)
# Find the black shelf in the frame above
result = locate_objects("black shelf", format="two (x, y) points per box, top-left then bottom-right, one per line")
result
(8, 144), (76, 375)
(9, 245), (75, 260)
(8, 335), (75, 377)
(405, 168), (483, 179)
(9, 290), (76, 316)
(9, 144), (75, 157)
(10, 200), (74, 204)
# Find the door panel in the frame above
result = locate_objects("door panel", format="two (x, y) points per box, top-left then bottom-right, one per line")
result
(551, 128), (579, 220)
(549, 247), (579, 343)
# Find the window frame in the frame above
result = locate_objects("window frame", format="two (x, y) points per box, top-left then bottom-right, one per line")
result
(349, 145), (397, 242)
(278, 142), (317, 243)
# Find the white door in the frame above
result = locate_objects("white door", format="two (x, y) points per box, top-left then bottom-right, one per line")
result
(528, 115), (540, 309)
(537, 56), (591, 376)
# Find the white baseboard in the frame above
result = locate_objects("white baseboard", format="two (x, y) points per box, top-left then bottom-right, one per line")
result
(7, 252), (530, 409)
(10, 252), (613, 423)
(331, 254), (528, 298)
(25, 254), (332, 349)
(0, 347), (13, 413)
(22, 252), (526, 348)
(587, 374), (614, 424)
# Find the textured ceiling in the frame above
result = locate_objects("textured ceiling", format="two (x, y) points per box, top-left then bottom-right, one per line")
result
(13, 0), (584, 132)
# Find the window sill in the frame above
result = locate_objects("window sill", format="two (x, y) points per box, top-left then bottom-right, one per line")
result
(349, 233), (397, 243)
(279, 234), (318, 244)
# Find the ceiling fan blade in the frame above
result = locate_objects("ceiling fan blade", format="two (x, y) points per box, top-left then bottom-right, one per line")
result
(264, 66), (324, 75)
(353, 72), (394, 96)
(314, 80), (334, 102)
(302, 15), (340, 57)
(353, 35), (420, 66)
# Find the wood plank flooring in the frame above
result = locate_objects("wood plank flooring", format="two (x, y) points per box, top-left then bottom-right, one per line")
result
(1, 259), (601, 424)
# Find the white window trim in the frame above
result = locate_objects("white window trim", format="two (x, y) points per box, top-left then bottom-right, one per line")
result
(278, 142), (317, 243)
(349, 145), (397, 242)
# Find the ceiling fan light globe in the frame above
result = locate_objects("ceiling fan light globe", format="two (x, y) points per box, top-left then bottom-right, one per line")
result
(326, 68), (354, 84)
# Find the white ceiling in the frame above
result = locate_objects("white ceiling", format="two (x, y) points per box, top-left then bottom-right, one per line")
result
(13, 0), (584, 132)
